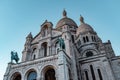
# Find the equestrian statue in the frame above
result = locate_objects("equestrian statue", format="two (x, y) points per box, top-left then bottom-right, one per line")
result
(58, 38), (65, 50)
(11, 51), (19, 64)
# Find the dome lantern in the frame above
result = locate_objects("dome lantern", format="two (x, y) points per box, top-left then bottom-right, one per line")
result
(56, 10), (78, 30)
(80, 15), (85, 24)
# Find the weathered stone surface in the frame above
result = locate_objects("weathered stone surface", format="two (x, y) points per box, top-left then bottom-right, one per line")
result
(3, 10), (119, 80)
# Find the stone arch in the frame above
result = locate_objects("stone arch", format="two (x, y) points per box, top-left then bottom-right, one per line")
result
(41, 22), (53, 37)
(51, 38), (60, 55)
(30, 45), (38, 60)
(41, 25), (48, 37)
(24, 68), (37, 80)
(52, 38), (59, 47)
(41, 65), (57, 80)
(45, 68), (56, 80)
(32, 48), (37, 60)
(96, 66), (107, 80)
(41, 21), (53, 31)
(10, 72), (21, 80)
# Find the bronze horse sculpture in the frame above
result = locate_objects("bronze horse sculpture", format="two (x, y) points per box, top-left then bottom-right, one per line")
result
(11, 51), (19, 64)
(58, 38), (65, 50)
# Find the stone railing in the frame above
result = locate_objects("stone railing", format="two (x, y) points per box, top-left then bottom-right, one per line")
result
(11, 54), (58, 69)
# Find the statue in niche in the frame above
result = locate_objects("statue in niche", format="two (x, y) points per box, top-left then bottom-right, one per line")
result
(58, 38), (65, 50)
(11, 51), (19, 64)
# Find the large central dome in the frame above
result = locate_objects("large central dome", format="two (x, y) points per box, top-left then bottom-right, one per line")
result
(56, 10), (77, 29)
(56, 17), (77, 28)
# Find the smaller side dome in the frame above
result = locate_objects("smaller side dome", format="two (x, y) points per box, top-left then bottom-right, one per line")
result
(76, 16), (96, 35)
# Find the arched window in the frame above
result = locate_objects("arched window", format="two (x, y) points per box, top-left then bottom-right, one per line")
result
(86, 36), (89, 42)
(32, 48), (37, 60)
(94, 36), (96, 42)
(42, 25), (49, 37)
(33, 48), (37, 53)
(90, 65), (96, 80)
(83, 37), (86, 43)
(83, 36), (89, 43)
(91, 36), (96, 42)
(41, 42), (47, 57)
(85, 71), (89, 80)
(71, 35), (74, 43)
(86, 51), (93, 57)
(97, 69), (103, 80)
(45, 68), (56, 80)
(11, 72), (21, 80)
(27, 71), (37, 80)
(55, 41), (59, 54)
(78, 39), (81, 46)
(92, 36), (94, 41)
(33, 55), (36, 60)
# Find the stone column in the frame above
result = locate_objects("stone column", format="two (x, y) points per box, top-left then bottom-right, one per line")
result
(37, 76), (40, 80)
(58, 50), (69, 80)
(21, 74), (24, 80)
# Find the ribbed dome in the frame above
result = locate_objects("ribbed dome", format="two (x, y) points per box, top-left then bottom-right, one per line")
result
(56, 10), (77, 29)
(77, 23), (94, 34)
(76, 16), (95, 35)
(56, 17), (77, 28)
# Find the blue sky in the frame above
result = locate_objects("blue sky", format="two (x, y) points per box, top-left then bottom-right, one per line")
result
(0, 0), (120, 79)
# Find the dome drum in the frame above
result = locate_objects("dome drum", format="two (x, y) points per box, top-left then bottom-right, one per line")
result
(56, 18), (78, 29)
(56, 10), (78, 31)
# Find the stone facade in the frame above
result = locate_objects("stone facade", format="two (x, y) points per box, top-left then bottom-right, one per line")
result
(3, 10), (120, 80)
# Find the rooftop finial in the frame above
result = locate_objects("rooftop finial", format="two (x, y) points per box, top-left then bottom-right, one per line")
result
(63, 9), (67, 17)
(27, 32), (33, 38)
(80, 15), (84, 24)
(45, 19), (47, 22)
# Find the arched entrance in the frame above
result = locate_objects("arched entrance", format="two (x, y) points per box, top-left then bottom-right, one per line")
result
(11, 72), (21, 80)
(45, 68), (56, 80)
(26, 70), (37, 80)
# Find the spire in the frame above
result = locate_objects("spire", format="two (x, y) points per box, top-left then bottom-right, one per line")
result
(63, 9), (67, 18)
(80, 15), (85, 24)
(26, 32), (33, 38)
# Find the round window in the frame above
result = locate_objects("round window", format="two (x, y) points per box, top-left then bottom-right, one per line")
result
(86, 51), (93, 57)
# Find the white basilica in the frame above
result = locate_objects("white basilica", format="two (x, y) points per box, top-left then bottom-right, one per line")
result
(3, 10), (120, 80)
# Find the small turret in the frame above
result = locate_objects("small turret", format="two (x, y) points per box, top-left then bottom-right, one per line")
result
(22, 32), (33, 62)
(24, 32), (33, 52)
(25, 32), (33, 45)
(26, 32), (33, 39)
